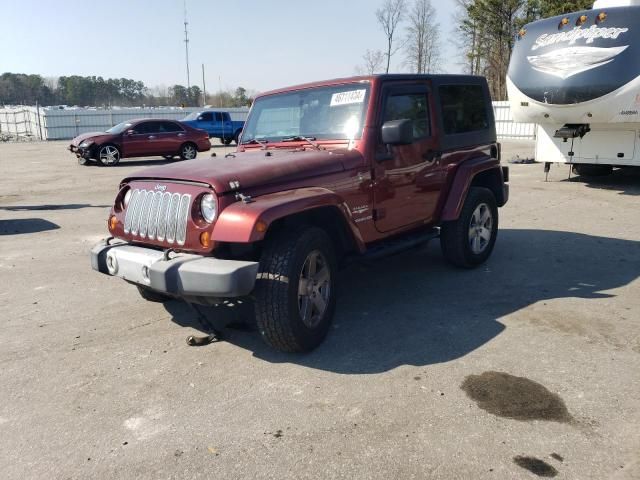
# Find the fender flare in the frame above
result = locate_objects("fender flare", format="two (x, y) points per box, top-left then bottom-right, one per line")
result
(212, 187), (366, 251)
(440, 156), (503, 222)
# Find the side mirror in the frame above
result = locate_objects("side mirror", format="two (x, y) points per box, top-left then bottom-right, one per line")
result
(197, 116), (204, 121)
(126, 129), (135, 136)
(381, 119), (413, 145)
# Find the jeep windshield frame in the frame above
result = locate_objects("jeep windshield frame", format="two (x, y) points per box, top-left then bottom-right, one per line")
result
(241, 83), (371, 144)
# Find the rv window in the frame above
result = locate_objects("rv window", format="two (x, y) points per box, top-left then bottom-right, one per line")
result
(439, 85), (489, 135)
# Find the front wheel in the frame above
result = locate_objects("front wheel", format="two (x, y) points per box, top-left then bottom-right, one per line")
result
(98, 145), (120, 166)
(179, 143), (197, 160)
(440, 187), (498, 268)
(254, 227), (337, 352)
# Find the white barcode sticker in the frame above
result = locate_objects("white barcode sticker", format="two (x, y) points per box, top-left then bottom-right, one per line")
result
(330, 89), (367, 107)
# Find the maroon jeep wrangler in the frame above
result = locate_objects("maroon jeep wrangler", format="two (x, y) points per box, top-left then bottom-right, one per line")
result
(92, 75), (508, 352)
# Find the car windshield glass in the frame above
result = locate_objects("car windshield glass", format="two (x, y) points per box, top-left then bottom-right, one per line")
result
(241, 83), (370, 143)
(182, 112), (200, 121)
(105, 122), (132, 134)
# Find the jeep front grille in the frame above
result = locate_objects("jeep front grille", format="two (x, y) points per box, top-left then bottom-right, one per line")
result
(124, 189), (191, 246)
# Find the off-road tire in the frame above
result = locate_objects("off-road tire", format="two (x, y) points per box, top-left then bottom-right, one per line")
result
(440, 187), (498, 268)
(137, 286), (171, 303)
(572, 164), (613, 177)
(179, 142), (198, 160)
(254, 226), (337, 353)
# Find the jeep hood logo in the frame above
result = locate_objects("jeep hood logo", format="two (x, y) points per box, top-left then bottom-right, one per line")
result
(532, 25), (629, 51)
(155, 184), (167, 191)
(527, 45), (628, 79)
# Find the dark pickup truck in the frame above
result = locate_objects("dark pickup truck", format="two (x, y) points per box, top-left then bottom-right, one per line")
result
(92, 74), (508, 352)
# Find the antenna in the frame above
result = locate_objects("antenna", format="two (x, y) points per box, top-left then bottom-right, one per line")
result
(183, 0), (190, 89)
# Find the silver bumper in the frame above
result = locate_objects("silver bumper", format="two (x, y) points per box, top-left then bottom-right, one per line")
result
(91, 240), (259, 298)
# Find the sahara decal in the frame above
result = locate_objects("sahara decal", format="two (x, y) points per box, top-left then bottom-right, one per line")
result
(527, 45), (628, 79)
(531, 25), (629, 51)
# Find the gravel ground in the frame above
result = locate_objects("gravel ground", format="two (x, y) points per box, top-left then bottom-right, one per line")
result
(0, 139), (639, 479)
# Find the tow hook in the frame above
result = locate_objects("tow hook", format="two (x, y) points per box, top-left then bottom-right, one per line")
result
(184, 302), (223, 347)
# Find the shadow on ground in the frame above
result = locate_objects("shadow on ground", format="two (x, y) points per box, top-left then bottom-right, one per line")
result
(0, 204), (110, 211)
(166, 229), (640, 374)
(567, 167), (640, 196)
(0, 218), (60, 235)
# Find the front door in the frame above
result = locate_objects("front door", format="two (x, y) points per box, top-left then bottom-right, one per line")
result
(373, 83), (443, 233)
(121, 121), (153, 157)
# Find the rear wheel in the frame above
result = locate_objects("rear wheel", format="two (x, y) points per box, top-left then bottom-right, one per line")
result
(98, 145), (120, 166)
(137, 286), (171, 303)
(440, 187), (498, 268)
(180, 143), (197, 160)
(223, 138), (233, 146)
(254, 226), (337, 352)
(572, 164), (613, 177)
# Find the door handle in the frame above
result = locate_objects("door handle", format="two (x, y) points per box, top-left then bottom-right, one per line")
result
(148, 135), (156, 140)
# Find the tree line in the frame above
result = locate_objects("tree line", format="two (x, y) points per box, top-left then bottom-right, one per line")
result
(358, 0), (442, 76)
(0, 72), (253, 108)
(456, 0), (594, 100)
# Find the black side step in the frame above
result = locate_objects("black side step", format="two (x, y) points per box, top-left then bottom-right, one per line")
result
(353, 227), (440, 262)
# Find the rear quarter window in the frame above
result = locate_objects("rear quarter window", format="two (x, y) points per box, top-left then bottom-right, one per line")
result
(439, 85), (489, 135)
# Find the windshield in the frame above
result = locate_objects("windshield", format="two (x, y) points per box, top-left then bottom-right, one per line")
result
(182, 112), (200, 121)
(106, 121), (133, 134)
(241, 83), (370, 143)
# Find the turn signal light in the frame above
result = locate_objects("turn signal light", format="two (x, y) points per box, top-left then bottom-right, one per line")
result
(518, 28), (527, 38)
(108, 215), (118, 231)
(200, 231), (211, 248)
(255, 221), (267, 234)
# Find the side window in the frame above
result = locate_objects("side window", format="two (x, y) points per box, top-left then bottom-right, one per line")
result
(439, 85), (489, 135)
(160, 121), (183, 133)
(132, 122), (150, 134)
(214, 112), (224, 122)
(200, 112), (213, 121)
(383, 92), (429, 140)
(145, 121), (162, 134)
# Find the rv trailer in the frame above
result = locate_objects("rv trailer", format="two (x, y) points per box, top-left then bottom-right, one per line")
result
(507, 0), (640, 176)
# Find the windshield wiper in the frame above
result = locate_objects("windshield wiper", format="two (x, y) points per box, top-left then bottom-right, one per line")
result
(280, 135), (322, 150)
(241, 138), (269, 149)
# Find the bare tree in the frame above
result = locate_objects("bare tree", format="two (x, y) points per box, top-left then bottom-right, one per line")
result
(376, 0), (407, 73)
(356, 49), (387, 75)
(404, 0), (441, 74)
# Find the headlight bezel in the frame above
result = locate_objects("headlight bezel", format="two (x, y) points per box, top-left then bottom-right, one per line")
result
(79, 139), (94, 148)
(199, 193), (218, 224)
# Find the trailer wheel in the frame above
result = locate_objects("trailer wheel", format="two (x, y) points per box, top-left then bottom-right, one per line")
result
(572, 164), (613, 177)
(254, 226), (337, 352)
(440, 187), (498, 268)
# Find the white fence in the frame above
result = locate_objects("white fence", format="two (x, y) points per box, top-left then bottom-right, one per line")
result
(1, 102), (535, 141)
(0, 106), (250, 141)
(492, 101), (536, 139)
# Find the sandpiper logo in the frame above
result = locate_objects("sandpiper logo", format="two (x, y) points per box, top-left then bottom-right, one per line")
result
(532, 25), (629, 51)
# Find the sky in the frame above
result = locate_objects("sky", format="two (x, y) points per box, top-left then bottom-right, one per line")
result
(0, 0), (461, 94)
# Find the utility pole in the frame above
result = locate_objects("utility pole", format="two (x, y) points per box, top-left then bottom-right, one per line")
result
(183, 0), (191, 89)
(202, 64), (206, 107)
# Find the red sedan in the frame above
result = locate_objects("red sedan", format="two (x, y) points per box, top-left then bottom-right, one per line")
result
(69, 118), (211, 166)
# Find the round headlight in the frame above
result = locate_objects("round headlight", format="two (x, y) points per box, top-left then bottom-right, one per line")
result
(123, 189), (132, 207)
(200, 194), (217, 223)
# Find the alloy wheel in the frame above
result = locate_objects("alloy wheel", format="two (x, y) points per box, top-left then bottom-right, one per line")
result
(468, 203), (493, 254)
(297, 250), (331, 328)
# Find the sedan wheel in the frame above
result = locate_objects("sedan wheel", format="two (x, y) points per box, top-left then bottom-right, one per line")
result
(98, 145), (120, 166)
(180, 143), (197, 160)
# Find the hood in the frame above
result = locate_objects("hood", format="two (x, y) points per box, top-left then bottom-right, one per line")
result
(124, 147), (364, 193)
(71, 131), (109, 146)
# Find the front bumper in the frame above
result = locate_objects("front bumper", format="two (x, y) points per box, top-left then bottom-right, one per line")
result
(69, 144), (91, 159)
(91, 240), (259, 299)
